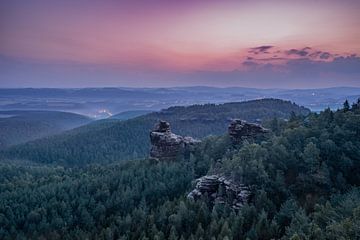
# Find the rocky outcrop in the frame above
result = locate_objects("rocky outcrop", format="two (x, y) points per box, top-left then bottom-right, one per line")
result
(187, 175), (251, 209)
(228, 119), (269, 144)
(186, 120), (267, 209)
(150, 120), (200, 161)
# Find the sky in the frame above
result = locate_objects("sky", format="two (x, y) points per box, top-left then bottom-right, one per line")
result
(0, 0), (360, 88)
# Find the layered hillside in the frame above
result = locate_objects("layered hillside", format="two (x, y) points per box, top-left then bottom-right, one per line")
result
(0, 110), (91, 149)
(1, 102), (359, 239)
(111, 110), (153, 120)
(1, 99), (309, 166)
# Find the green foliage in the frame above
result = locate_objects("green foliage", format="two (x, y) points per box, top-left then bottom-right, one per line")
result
(0, 160), (195, 239)
(1, 99), (309, 166)
(0, 110), (91, 149)
(221, 143), (269, 185)
(1, 100), (360, 239)
(111, 110), (153, 120)
(343, 100), (350, 112)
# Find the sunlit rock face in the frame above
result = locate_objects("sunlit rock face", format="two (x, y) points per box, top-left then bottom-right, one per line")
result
(228, 119), (269, 144)
(149, 120), (200, 161)
(187, 175), (251, 210)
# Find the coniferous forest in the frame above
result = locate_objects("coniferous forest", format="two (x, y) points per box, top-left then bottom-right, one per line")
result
(1, 99), (360, 239)
(2, 0), (360, 239)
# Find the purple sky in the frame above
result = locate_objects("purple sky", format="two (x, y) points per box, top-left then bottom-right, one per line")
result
(1, 0), (360, 88)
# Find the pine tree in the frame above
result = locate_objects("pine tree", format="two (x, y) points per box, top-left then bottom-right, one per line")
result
(285, 209), (311, 239)
(195, 223), (205, 239)
(303, 142), (320, 172)
(255, 210), (271, 239)
(169, 226), (178, 240)
(343, 100), (350, 112)
(290, 234), (301, 240)
(218, 221), (232, 240)
(352, 98), (360, 111)
(270, 117), (281, 135)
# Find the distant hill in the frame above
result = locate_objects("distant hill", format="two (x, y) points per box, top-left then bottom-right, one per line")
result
(0, 110), (91, 149)
(0, 87), (358, 115)
(1, 99), (310, 166)
(111, 110), (153, 120)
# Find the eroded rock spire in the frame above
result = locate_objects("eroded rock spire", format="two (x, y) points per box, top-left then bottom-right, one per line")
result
(150, 120), (200, 161)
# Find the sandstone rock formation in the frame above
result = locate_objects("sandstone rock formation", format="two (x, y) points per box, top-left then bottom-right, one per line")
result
(187, 119), (266, 209)
(228, 119), (269, 144)
(150, 120), (200, 161)
(187, 175), (251, 209)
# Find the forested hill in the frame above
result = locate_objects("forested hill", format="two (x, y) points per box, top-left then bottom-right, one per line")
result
(1, 99), (309, 166)
(0, 110), (91, 149)
(0, 101), (359, 239)
(111, 110), (153, 120)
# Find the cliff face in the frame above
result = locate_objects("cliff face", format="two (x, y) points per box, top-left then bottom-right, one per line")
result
(228, 119), (269, 144)
(149, 120), (200, 161)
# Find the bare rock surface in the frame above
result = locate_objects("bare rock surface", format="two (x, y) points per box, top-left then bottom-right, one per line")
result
(228, 119), (269, 144)
(187, 174), (251, 209)
(150, 120), (200, 161)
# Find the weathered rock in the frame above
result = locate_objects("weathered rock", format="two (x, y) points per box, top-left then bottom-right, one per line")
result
(187, 174), (251, 209)
(154, 120), (171, 133)
(150, 120), (200, 161)
(228, 119), (269, 144)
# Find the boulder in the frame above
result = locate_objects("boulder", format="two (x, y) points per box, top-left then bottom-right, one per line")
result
(228, 119), (269, 144)
(150, 120), (200, 161)
(187, 175), (251, 209)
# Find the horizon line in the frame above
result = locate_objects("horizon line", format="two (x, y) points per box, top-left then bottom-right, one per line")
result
(0, 85), (360, 91)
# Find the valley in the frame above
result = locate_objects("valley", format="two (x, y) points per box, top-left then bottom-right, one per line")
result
(0, 110), (91, 149)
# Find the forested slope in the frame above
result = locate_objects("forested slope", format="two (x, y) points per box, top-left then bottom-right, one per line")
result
(111, 110), (153, 120)
(0, 110), (91, 149)
(0, 100), (359, 239)
(1, 99), (309, 165)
